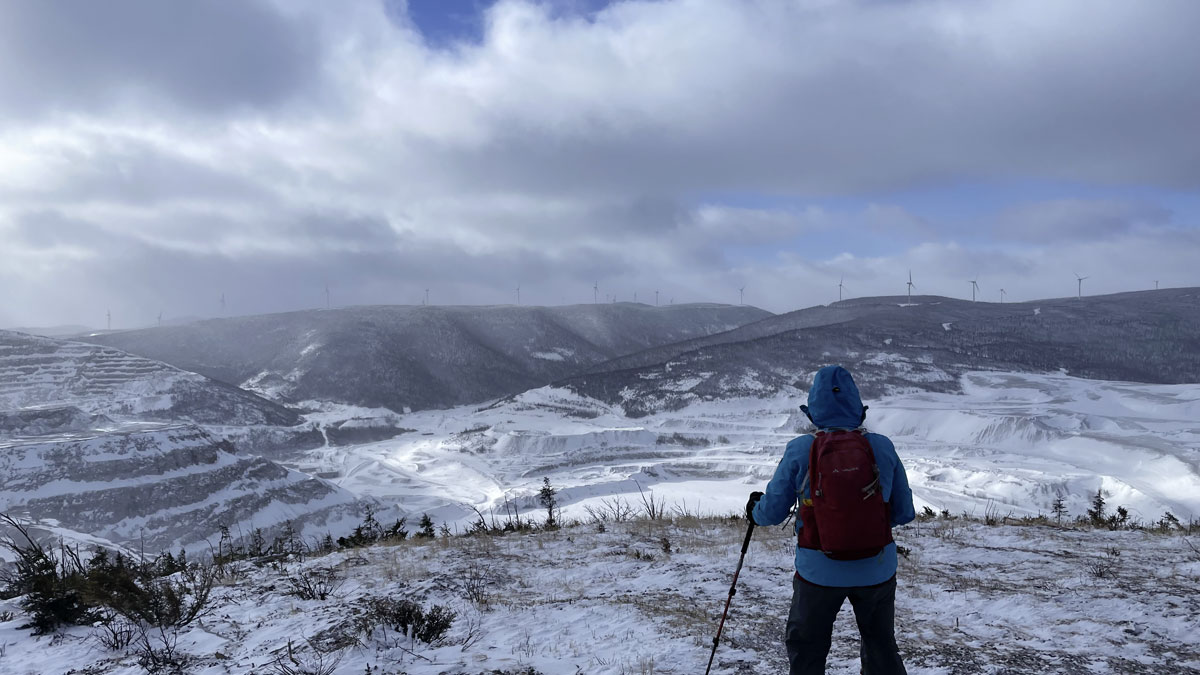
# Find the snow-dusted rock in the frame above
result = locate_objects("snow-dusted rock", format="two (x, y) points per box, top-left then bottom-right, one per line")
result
(0, 330), (298, 426)
(0, 424), (358, 552)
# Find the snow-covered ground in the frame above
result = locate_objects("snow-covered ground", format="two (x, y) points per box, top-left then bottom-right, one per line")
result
(1, 517), (1196, 674)
(293, 372), (1200, 532)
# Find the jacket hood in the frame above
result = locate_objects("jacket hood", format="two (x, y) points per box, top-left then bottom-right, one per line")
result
(801, 365), (865, 429)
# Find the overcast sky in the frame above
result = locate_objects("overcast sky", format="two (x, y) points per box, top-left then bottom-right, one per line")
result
(2, 0), (1198, 328)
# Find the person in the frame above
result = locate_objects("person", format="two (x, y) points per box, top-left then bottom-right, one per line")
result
(748, 365), (915, 675)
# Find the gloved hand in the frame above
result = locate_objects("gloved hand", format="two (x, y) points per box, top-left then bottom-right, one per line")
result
(746, 491), (764, 523)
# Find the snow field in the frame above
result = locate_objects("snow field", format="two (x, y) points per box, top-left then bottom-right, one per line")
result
(1, 517), (1196, 674)
(292, 372), (1199, 539)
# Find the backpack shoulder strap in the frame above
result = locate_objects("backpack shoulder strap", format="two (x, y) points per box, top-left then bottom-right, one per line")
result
(798, 432), (821, 499)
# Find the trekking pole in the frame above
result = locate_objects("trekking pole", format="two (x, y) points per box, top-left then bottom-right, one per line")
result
(705, 518), (755, 675)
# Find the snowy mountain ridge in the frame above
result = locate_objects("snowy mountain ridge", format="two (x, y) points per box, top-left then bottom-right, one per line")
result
(0, 330), (298, 426)
(0, 422), (360, 553)
(0, 331), (364, 558)
(81, 303), (773, 411)
(562, 287), (1200, 416)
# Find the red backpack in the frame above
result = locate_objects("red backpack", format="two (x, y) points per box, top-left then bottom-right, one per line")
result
(796, 429), (893, 560)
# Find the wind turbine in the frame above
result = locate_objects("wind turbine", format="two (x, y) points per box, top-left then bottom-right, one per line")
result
(739, 286), (745, 305)
(969, 277), (980, 302)
(516, 285), (520, 305)
(906, 271), (915, 304)
(838, 276), (845, 302)
(424, 288), (430, 306)
(1075, 273), (1088, 300)
(593, 282), (599, 304)
(1000, 289), (1007, 303)
(220, 293), (226, 315)
(634, 291), (638, 303)
(655, 290), (659, 306)
(157, 311), (163, 327)
(325, 284), (330, 309)
(1155, 280), (1159, 290)
(106, 309), (111, 332)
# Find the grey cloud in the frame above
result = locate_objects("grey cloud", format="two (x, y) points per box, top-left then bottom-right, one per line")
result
(675, 204), (936, 266)
(7, 205), (404, 259)
(1, 205), (646, 326)
(0, 0), (320, 118)
(6, 205), (1199, 327)
(0, 136), (271, 207)
(992, 200), (1172, 243)
(382, 191), (686, 250)
(5, 0), (1200, 200)
(687, 206), (822, 245)
(388, 0), (1200, 196)
(7, 210), (111, 249)
(3, 0), (1200, 326)
(286, 212), (400, 251)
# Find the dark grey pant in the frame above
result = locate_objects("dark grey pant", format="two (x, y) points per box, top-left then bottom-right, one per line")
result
(785, 575), (907, 675)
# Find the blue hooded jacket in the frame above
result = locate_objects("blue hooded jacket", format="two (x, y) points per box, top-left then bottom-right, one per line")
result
(752, 365), (915, 587)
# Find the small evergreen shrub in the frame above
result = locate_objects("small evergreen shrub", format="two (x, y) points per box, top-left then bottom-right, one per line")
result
(338, 506), (408, 549)
(1087, 488), (1106, 527)
(1051, 497), (1068, 525)
(538, 478), (558, 529)
(0, 514), (97, 634)
(416, 514), (436, 539)
(1106, 506), (1131, 531)
(356, 596), (456, 646)
(0, 514), (215, 637)
(271, 521), (306, 560)
(1156, 511), (1180, 533)
(87, 552), (216, 630)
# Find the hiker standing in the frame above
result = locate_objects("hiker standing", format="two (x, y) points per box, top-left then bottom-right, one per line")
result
(748, 365), (915, 675)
